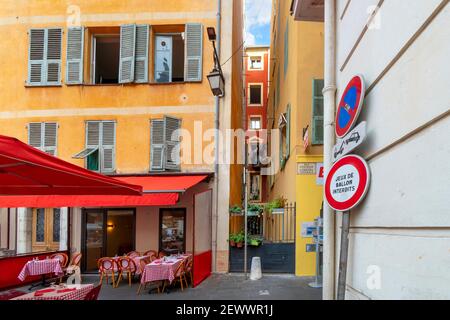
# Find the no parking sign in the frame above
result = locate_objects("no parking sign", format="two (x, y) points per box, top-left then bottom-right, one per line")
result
(335, 75), (365, 138)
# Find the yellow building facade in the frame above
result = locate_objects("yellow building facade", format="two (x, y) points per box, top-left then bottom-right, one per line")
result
(267, 0), (324, 277)
(0, 0), (243, 273)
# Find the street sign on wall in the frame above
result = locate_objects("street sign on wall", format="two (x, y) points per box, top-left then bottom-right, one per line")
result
(325, 155), (370, 212)
(333, 121), (367, 162)
(335, 75), (365, 138)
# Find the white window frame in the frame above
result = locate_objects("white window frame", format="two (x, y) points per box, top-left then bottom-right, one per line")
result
(248, 54), (264, 71)
(249, 116), (262, 131)
(248, 83), (264, 106)
(90, 34), (121, 85)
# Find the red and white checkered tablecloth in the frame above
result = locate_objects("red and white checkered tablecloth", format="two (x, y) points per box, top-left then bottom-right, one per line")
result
(18, 259), (63, 281)
(140, 254), (191, 284)
(11, 284), (94, 300)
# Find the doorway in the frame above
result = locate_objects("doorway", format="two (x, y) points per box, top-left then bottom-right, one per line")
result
(82, 209), (135, 272)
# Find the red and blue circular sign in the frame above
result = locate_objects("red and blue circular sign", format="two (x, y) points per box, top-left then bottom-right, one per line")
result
(335, 75), (365, 138)
(325, 155), (370, 212)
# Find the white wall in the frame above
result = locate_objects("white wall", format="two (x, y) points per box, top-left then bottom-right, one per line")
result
(334, 0), (450, 299)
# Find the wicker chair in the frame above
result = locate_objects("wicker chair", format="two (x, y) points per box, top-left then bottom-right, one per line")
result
(126, 251), (140, 258)
(137, 257), (160, 295)
(161, 260), (187, 293)
(50, 252), (69, 268)
(98, 258), (119, 287)
(116, 257), (137, 287)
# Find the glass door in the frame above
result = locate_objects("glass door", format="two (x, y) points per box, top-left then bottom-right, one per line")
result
(83, 210), (105, 272)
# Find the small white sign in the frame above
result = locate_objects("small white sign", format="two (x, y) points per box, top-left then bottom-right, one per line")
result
(316, 163), (324, 185)
(333, 121), (367, 162)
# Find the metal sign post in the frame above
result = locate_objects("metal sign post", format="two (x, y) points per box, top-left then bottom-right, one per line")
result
(337, 210), (350, 300)
(244, 166), (248, 278)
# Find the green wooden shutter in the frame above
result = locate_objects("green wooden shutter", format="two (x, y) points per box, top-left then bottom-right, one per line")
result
(46, 28), (62, 85)
(66, 27), (84, 84)
(165, 116), (181, 171)
(43, 122), (57, 156)
(134, 24), (149, 83)
(312, 79), (324, 145)
(28, 122), (43, 148)
(28, 29), (45, 85)
(101, 121), (116, 173)
(185, 23), (203, 82)
(150, 119), (165, 171)
(119, 24), (136, 83)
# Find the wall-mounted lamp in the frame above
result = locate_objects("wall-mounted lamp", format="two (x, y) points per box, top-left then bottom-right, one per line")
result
(107, 223), (115, 230)
(207, 27), (225, 97)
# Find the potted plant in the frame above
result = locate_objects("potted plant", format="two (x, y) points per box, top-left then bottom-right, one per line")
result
(265, 196), (287, 214)
(235, 231), (245, 248)
(247, 203), (263, 217)
(229, 205), (243, 215)
(228, 233), (237, 247)
(248, 235), (262, 247)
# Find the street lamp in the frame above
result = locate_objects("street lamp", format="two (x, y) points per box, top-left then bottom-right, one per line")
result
(207, 27), (225, 97)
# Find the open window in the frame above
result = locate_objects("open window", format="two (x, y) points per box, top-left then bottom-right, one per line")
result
(73, 121), (116, 173)
(279, 105), (291, 169)
(152, 24), (203, 83)
(92, 34), (120, 84)
(248, 84), (263, 106)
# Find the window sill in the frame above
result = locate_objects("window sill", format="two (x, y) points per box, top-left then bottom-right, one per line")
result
(24, 84), (63, 88)
(70, 81), (203, 87)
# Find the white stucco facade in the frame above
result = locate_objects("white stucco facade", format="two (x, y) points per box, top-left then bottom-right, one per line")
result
(332, 0), (450, 299)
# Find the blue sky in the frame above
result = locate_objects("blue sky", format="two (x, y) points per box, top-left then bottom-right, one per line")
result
(245, 0), (272, 46)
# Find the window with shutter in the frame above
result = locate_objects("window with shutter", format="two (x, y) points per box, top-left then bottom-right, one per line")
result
(66, 27), (84, 84)
(164, 116), (181, 171)
(134, 24), (149, 83)
(28, 122), (57, 156)
(101, 121), (116, 172)
(73, 121), (115, 173)
(119, 24), (136, 84)
(150, 119), (165, 171)
(46, 28), (62, 85)
(43, 122), (57, 156)
(28, 28), (62, 86)
(286, 104), (291, 159)
(311, 79), (324, 145)
(185, 23), (203, 82)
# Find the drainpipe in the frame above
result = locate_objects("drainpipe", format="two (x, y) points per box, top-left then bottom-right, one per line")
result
(323, 0), (337, 300)
(213, 0), (222, 273)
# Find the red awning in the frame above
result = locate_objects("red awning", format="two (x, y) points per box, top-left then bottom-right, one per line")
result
(0, 135), (142, 196)
(114, 175), (208, 193)
(0, 175), (208, 208)
(0, 193), (179, 208)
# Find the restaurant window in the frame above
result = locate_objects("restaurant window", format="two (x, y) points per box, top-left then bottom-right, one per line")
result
(150, 116), (181, 171)
(248, 84), (263, 106)
(248, 55), (263, 70)
(0, 208), (68, 258)
(73, 121), (116, 173)
(159, 209), (186, 255)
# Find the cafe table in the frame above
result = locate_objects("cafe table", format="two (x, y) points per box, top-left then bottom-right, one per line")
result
(140, 254), (191, 286)
(11, 284), (94, 300)
(18, 258), (64, 289)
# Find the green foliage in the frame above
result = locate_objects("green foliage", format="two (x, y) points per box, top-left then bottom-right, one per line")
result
(265, 196), (287, 213)
(247, 203), (263, 214)
(229, 205), (243, 214)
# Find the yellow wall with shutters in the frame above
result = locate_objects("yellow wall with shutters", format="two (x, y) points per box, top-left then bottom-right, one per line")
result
(267, 0), (324, 276)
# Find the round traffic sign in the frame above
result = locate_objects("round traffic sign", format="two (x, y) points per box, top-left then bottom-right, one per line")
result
(325, 155), (370, 212)
(335, 75), (365, 138)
